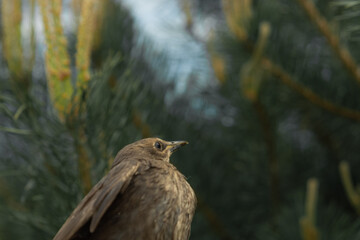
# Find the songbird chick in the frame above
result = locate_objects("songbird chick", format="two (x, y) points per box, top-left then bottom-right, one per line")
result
(53, 138), (196, 240)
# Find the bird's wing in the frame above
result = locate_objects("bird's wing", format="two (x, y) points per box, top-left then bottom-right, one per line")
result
(89, 160), (141, 232)
(53, 160), (141, 240)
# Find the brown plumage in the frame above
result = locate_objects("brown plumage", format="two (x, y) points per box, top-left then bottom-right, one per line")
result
(53, 138), (196, 240)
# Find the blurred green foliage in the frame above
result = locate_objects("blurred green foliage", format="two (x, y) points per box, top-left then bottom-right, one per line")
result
(1, 0), (360, 240)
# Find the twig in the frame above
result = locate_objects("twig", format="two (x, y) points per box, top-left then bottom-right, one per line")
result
(76, 0), (101, 90)
(252, 100), (279, 212)
(261, 58), (360, 122)
(220, 2), (360, 122)
(0, 126), (32, 135)
(38, 0), (72, 121)
(297, 0), (360, 85)
(307, 117), (339, 163)
(13, 104), (26, 120)
(1, 0), (25, 81)
(68, 98), (93, 195)
(299, 178), (320, 240)
(339, 161), (360, 215)
(74, 129), (93, 195)
(219, 13), (360, 122)
(242, 22), (279, 216)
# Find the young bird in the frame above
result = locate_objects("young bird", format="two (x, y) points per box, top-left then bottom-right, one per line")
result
(53, 138), (196, 240)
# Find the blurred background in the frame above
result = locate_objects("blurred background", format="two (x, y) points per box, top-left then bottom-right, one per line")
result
(1, 0), (360, 239)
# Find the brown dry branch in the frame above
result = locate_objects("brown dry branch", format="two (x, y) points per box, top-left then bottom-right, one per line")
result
(261, 58), (360, 122)
(297, 0), (360, 85)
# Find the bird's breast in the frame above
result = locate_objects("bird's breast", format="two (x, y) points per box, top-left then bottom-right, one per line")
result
(92, 164), (196, 239)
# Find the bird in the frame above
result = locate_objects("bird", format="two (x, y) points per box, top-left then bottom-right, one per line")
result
(53, 138), (196, 240)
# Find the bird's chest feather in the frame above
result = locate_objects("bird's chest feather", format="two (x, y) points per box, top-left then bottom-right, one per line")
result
(131, 163), (195, 211)
(95, 163), (196, 239)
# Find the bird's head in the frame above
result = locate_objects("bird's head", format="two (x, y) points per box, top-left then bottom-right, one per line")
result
(112, 138), (188, 166)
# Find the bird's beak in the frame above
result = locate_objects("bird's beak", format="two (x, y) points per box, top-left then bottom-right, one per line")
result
(167, 141), (189, 154)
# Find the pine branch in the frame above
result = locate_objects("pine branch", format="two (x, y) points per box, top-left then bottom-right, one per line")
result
(297, 0), (360, 85)
(0, 126), (32, 135)
(300, 178), (320, 240)
(220, 2), (360, 122)
(240, 22), (280, 213)
(1, 0), (25, 81)
(252, 100), (279, 213)
(339, 161), (360, 215)
(74, 131), (93, 194)
(260, 58), (360, 122)
(37, 0), (72, 121)
(222, 0), (253, 42)
(249, 29), (360, 122)
(76, 0), (105, 90)
(208, 48), (226, 84)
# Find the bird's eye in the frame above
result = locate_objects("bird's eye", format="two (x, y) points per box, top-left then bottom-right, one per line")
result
(154, 141), (162, 150)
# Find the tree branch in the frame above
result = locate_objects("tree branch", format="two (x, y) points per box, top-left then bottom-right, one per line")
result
(261, 58), (360, 122)
(297, 0), (360, 85)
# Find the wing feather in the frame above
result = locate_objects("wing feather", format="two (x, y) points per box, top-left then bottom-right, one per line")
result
(53, 160), (140, 240)
(89, 162), (139, 232)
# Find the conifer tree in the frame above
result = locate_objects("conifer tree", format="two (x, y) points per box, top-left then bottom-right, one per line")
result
(1, 1), (360, 240)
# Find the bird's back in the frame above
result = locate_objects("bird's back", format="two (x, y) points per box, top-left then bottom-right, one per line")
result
(74, 160), (196, 240)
